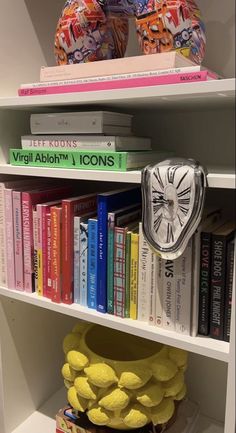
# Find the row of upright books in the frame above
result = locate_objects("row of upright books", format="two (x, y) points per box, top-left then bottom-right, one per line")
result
(18, 52), (219, 97)
(0, 178), (234, 342)
(10, 110), (172, 171)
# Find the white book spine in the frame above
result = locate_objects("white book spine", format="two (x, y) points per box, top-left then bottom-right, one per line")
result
(162, 259), (175, 331)
(21, 135), (151, 152)
(137, 222), (150, 322)
(155, 256), (163, 327)
(74, 216), (81, 304)
(149, 252), (156, 326)
(175, 239), (192, 335)
(21, 66), (200, 88)
(80, 222), (88, 307)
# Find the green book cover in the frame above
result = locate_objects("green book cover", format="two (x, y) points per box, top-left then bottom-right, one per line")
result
(125, 231), (131, 318)
(10, 148), (131, 171)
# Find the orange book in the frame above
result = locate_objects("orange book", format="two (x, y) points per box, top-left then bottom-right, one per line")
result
(51, 205), (62, 303)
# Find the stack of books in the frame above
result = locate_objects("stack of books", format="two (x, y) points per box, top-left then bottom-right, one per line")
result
(0, 177), (234, 342)
(10, 110), (173, 171)
(18, 52), (219, 97)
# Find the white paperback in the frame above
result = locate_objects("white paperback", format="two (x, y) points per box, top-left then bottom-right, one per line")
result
(30, 111), (133, 135)
(137, 222), (151, 322)
(80, 221), (88, 307)
(74, 216), (81, 304)
(175, 239), (192, 335)
(21, 135), (151, 151)
(162, 259), (176, 331)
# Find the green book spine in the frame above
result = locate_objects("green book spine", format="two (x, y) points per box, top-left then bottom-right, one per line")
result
(10, 149), (128, 171)
(125, 232), (131, 318)
(107, 215), (115, 314)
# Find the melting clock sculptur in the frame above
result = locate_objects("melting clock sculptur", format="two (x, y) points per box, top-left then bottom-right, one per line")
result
(55, 0), (206, 66)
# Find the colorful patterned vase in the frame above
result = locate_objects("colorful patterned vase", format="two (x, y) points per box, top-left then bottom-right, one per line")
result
(54, 0), (206, 65)
(61, 322), (188, 430)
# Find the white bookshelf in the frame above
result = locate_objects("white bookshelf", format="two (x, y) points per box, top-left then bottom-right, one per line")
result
(0, 1), (235, 433)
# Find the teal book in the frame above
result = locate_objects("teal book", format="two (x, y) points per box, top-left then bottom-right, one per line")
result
(10, 149), (172, 171)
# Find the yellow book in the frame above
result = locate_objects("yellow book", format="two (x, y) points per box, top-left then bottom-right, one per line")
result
(130, 232), (139, 320)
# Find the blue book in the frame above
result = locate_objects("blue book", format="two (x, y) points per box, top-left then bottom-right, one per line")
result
(88, 218), (98, 309)
(97, 187), (141, 313)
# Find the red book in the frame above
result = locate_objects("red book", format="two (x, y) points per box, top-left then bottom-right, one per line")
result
(51, 205), (62, 303)
(62, 193), (97, 304)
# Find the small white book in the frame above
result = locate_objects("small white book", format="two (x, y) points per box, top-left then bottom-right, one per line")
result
(137, 222), (151, 322)
(21, 135), (151, 151)
(30, 111), (133, 135)
(175, 239), (192, 335)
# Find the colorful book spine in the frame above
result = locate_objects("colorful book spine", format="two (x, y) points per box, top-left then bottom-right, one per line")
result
(198, 231), (212, 335)
(162, 259), (175, 331)
(107, 212), (115, 314)
(149, 253), (156, 326)
(155, 257), (163, 327)
(32, 210), (38, 292)
(62, 195), (97, 305)
(51, 207), (62, 303)
(138, 222), (150, 322)
(74, 216), (80, 304)
(36, 205), (43, 296)
(45, 213), (51, 298)
(130, 233), (139, 320)
(87, 218), (98, 310)
(175, 239), (192, 335)
(125, 231), (131, 319)
(13, 191), (24, 291)
(0, 185), (7, 287)
(22, 193), (34, 292)
(18, 70), (209, 96)
(80, 222), (88, 307)
(97, 188), (141, 313)
(4, 189), (15, 290)
(114, 227), (127, 318)
(224, 240), (234, 342)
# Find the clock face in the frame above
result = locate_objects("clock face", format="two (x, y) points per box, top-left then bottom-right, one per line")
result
(142, 158), (206, 259)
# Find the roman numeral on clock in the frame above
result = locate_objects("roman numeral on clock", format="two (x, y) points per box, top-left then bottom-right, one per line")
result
(166, 223), (174, 243)
(153, 203), (163, 214)
(178, 197), (190, 205)
(177, 186), (191, 197)
(179, 205), (189, 216)
(167, 165), (180, 184)
(154, 214), (162, 233)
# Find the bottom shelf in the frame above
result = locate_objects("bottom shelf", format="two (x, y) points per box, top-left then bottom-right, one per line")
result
(12, 388), (224, 433)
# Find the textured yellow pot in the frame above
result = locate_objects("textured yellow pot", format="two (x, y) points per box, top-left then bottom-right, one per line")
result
(62, 322), (188, 430)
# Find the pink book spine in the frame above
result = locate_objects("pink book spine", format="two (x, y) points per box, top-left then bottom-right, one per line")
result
(13, 191), (24, 291)
(33, 210), (38, 292)
(45, 212), (51, 298)
(18, 71), (209, 96)
(36, 204), (43, 296)
(4, 189), (15, 290)
(22, 192), (34, 292)
(41, 205), (49, 297)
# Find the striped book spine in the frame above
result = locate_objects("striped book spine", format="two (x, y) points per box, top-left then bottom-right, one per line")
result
(88, 218), (98, 310)
(114, 227), (127, 318)
(107, 212), (115, 314)
(125, 231), (131, 318)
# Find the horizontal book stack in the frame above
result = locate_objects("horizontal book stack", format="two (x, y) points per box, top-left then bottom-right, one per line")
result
(18, 52), (219, 96)
(0, 177), (234, 342)
(10, 110), (173, 171)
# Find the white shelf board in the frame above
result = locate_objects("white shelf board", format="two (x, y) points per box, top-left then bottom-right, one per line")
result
(11, 387), (224, 433)
(0, 164), (235, 188)
(0, 79), (234, 110)
(0, 286), (229, 362)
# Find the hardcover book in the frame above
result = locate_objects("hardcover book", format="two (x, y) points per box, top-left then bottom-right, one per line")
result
(51, 205), (62, 303)
(130, 232), (139, 320)
(10, 149), (173, 171)
(138, 222), (151, 323)
(80, 222), (89, 307)
(62, 193), (97, 304)
(162, 259), (175, 331)
(30, 111), (132, 135)
(40, 52), (196, 82)
(175, 239), (192, 335)
(97, 187), (141, 313)
(21, 135), (151, 152)
(87, 218), (98, 310)
(210, 221), (235, 340)
(224, 240), (234, 342)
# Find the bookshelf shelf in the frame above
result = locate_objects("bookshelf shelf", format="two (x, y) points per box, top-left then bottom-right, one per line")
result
(11, 387), (224, 433)
(0, 165), (235, 189)
(0, 286), (229, 363)
(0, 79), (234, 111)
